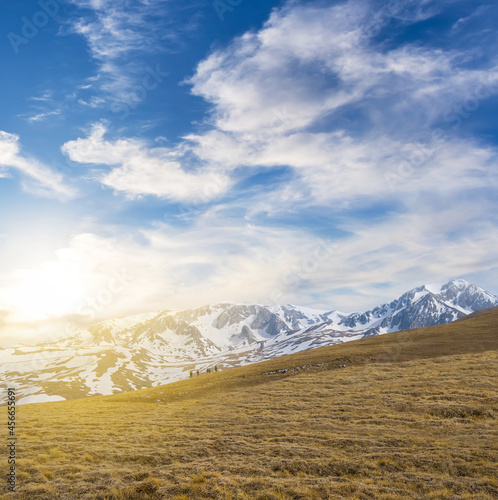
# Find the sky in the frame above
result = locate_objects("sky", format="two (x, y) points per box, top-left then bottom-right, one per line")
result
(0, 0), (497, 344)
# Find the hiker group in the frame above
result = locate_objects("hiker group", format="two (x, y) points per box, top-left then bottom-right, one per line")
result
(190, 365), (218, 378)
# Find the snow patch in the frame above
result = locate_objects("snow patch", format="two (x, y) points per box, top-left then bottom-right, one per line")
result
(18, 394), (66, 405)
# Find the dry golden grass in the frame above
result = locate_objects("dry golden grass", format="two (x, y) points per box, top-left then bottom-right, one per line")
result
(2, 308), (497, 499)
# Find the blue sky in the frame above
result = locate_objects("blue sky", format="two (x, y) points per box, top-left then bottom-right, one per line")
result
(0, 0), (497, 342)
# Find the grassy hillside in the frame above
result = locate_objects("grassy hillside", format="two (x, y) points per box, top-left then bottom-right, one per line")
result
(2, 308), (497, 499)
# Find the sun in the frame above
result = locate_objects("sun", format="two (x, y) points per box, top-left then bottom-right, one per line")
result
(6, 267), (84, 323)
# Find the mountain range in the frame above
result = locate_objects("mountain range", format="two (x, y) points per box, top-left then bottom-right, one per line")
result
(1, 279), (496, 404)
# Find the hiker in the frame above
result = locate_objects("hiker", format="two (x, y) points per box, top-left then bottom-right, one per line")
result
(196, 370), (200, 376)
(189, 370), (193, 378)
(214, 365), (218, 372)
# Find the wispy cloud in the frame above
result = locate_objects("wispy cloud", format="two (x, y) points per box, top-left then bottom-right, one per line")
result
(0, 131), (76, 199)
(22, 90), (62, 123)
(66, 0), (181, 104)
(25, 110), (61, 123)
(452, 5), (489, 32)
(30, 90), (53, 102)
(77, 96), (106, 108)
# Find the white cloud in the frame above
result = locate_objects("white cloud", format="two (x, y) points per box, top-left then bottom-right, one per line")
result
(191, 1), (498, 135)
(62, 0), (498, 206)
(189, 2), (369, 134)
(25, 110), (61, 123)
(306, 202), (498, 309)
(67, 0), (174, 102)
(188, 1), (466, 135)
(0, 224), (324, 341)
(451, 5), (489, 32)
(23, 90), (61, 124)
(31, 90), (53, 102)
(185, 0), (498, 206)
(61, 123), (231, 202)
(60, 0), (498, 231)
(77, 96), (106, 108)
(0, 131), (76, 199)
(257, 132), (498, 205)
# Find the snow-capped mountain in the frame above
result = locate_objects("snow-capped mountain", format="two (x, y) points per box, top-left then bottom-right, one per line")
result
(307, 279), (498, 338)
(1, 279), (496, 404)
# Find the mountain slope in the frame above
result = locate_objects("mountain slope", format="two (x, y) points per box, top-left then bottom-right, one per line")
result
(0, 279), (496, 403)
(10, 309), (498, 500)
(105, 304), (498, 405)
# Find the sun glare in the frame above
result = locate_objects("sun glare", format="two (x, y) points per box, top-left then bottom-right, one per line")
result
(8, 268), (83, 322)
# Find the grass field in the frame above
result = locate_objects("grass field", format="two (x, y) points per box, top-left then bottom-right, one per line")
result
(2, 308), (497, 499)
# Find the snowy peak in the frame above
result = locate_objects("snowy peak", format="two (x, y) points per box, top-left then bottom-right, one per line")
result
(389, 279), (498, 315)
(313, 280), (498, 336)
(436, 280), (498, 313)
(398, 279), (498, 315)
